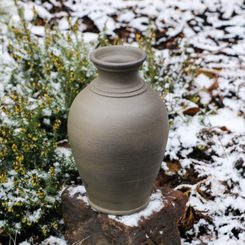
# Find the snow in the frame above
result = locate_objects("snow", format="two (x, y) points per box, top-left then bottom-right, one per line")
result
(0, 0), (16, 22)
(67, 185), (89, 204)
(28, 209), (42, 223)
(83, 33), (99, 43)
(30, 26), (45, 36)
(199, 91), (211, 105)
(172, 117), (203, 148)
(24, 9), (34, 22)
(1, 0), (245, 243)
(32, 5), (52, 20)
(68, 185), (86, 197)
(206, 108), (245, 133)
(41, 236), (67, 245)
(58, 18), (70, 30)
(19, 242), (31, 245)
(109, 190), (164, 227)
(118, 12), (135, 23)
(55, 147), (72, 158)
(194, 74), (214, 89)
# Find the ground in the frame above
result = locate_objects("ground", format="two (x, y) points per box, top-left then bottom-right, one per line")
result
(0, 0), (245, 244)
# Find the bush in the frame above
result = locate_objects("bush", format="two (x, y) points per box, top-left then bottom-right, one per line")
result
(0, 8), (96, 243)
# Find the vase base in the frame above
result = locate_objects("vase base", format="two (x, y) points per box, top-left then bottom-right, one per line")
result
(87, 197), (149, 215)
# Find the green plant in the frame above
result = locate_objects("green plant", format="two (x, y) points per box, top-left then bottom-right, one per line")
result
(0, 7), (94, 243)
(7, 7), (96, 139)
(0, 92), (79, 243)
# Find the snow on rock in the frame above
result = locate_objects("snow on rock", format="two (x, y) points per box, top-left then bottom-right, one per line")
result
(67, 185), (88, 204)
(68, 185), (86, 198)
(108, 190), (164, 227)
(66, 186), (166, 223)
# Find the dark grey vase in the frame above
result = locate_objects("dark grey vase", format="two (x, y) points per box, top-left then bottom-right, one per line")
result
(68, 45), (169, 215)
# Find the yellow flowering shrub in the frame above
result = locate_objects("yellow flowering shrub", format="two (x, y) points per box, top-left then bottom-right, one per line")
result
(0, 9), (94, 242)
(0, 92), (79, 242)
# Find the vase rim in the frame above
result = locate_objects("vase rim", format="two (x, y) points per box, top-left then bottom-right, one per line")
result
(90, 45), (146, 71)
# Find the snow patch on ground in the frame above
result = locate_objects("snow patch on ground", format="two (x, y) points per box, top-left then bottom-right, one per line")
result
(206, 108), (245, 133)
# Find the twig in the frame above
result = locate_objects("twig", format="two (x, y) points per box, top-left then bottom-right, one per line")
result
(72, 236), (90, 245)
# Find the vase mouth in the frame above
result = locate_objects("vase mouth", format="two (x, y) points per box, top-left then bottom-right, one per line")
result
(90, 45), (146, 72)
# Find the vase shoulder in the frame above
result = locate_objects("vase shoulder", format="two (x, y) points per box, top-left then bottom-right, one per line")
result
(89, 78), (147, 98)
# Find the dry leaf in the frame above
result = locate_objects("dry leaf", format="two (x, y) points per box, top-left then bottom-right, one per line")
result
(179, 206), (196, 231)
(196, 182), (214, 201)
(196, 68), (220, 79)
(183, 107), (200, 116)
(208, 80), (219, 93)
(166, 160), (181, 173)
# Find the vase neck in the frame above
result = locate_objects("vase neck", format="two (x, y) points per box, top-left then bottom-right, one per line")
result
(90, 69), (147, 98)
(89, 45), (147, 97)
(97, 69), (141, 87)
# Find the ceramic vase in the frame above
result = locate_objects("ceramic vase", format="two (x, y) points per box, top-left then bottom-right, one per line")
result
(68, 45), (169, 215)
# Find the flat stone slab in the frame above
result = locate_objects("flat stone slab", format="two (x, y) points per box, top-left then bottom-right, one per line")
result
(61, 183), (187, 245)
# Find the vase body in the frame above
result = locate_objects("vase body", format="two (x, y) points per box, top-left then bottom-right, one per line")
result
(68, 45), (169, 215)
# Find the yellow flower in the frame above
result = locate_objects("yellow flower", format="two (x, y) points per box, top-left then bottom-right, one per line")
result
(16, 155), (24, 163)
(0, 148), (7, 159)
(15, 201), (23, 207)
(31, 174), (38, 187)
(13, 161), (25, 175)
(19, 128), (26, 133)
(52, 119), (61, 131)
(136, 33), (142, 43)
(49, 167), (55, 177)
(22, 217), (27, 224)
(12, 144), (18, 152)
(41, 225), (48, 236)
(14, 105), (22, 113)
(0, 172), (7, 183)
(43, 93), (51, 105)
(32, 136), (38, 141)
(51, 221), (58, 229)
(37, 189), (45, 199)
(29, 144), (36, 149)
(10, 94), (18, 101)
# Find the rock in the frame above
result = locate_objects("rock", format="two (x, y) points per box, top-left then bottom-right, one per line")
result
(61, 184), (187, 245)
(61, 186), (108, 245)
